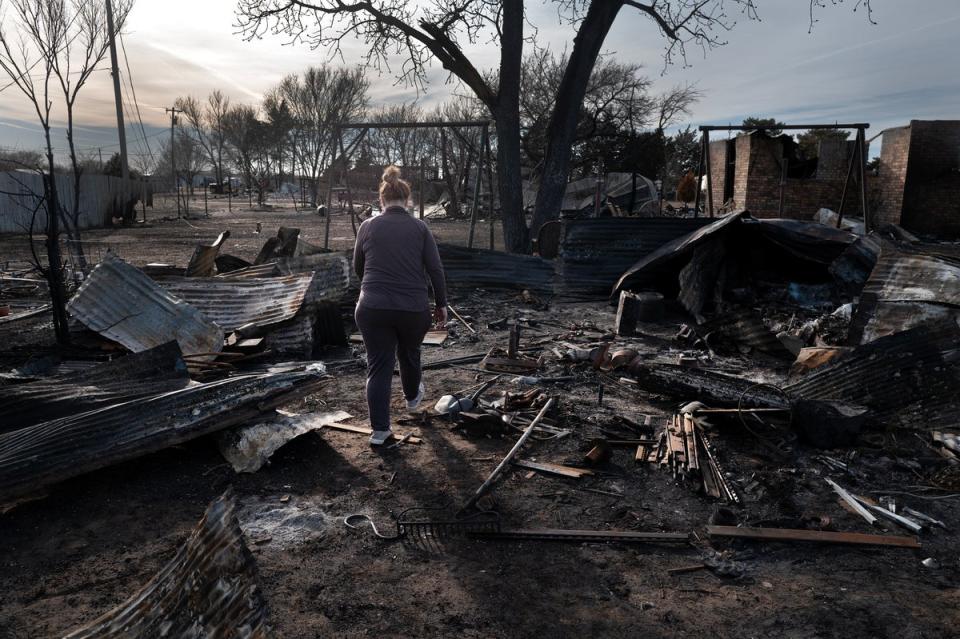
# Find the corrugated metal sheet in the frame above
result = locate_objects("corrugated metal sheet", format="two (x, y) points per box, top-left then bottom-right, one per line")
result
(849, 241), (960, 343)
(278, 253), (352, 307)
(786, 318), (960, 429)
(64, 490), (270, 638)
(264, 313), (315, 357)
(613, 211), (745, 294)
(628, 361), (790, 408)
(0, 171), (143, 234)
(559, 217), (712, 297)
(829, 233), (881, 296)
(754, 219), (856, 265)
(438, 243), (555, 293)
(698, 307), (794, 359)
(67, 255), (224, 358)
(0, 342), (189, 433)
(215, 253), (352, 306)
(185, 231), (230, 277)
(0, 368), (326, 502)
(161, 274), (314, 331)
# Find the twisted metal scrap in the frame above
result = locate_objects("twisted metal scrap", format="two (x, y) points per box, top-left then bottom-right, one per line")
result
(64, 490), (270, 638)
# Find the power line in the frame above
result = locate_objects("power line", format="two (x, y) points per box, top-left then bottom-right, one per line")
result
(118, 30), (155, 167)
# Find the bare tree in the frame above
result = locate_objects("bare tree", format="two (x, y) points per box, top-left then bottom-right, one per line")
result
(176, 90), (231, 192)
(237, 0), (875, 252)
(223, 103), (275, 206)
(4, 0), (133, 271)
(0, 0), (85, 342)
(273, 66), (368, 205)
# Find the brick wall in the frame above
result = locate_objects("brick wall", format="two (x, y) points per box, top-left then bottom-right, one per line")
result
(705, 130), (866, 220)
(739, 133), (863, 219)
(900, 120), (960, 237)
(707, 139), (729, 211)
(874, 125), (912, 227)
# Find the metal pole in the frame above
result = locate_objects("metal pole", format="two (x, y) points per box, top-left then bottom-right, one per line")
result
(693, 135), (705, 217)
(858, 127), (870, 233)
(227, 173), (232, 212)
(704, 130), (714, 217)
(419, 158), (425, 220)
(338, 130), (357, 236)
(467, 126), (487, 248)
(484, 126), (495, 250)
(462, 398), (555, 512)
(324, 126), (338, 249)
(836, 128), (859, 228)
(778, 158), (788, 217)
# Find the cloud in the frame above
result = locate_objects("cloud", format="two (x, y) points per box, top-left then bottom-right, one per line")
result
(2, 0), (958, 158)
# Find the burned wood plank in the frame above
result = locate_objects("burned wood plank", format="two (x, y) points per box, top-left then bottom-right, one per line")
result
(706, 525), (920, 548)
(512, 459), (594, 478)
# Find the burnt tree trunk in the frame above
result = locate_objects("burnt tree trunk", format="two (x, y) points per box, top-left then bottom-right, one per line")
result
(495, 0), (527, 253)
(529, 0), (624, 241)
(41, 127), (71, 345)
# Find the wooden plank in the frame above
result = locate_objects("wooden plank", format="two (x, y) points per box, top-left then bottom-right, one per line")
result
(422, 329), (449, 346)
(513, 459), (594, 478)
(323, 422), (422, 444)
(605, 439), (659, 446)
(706, 525), (920, 549)
(0, 304), (51, 325)
(684, 415), (700, 471)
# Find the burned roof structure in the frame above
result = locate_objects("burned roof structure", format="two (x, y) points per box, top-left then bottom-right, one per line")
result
(0, 367), (327, 503)
(0, 341), (189, 433)
(67, 254), (224, 358)
(64, 491), (270, 638)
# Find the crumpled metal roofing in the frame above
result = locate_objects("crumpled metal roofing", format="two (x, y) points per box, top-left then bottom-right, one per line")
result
(64, 490), (271, 638)
(786, 318), (960, 429)
(614, 211), (746, 294)
(0, 341), (189, 433)
(438, 243), (554, 293)
(848, 241), (960, 343)
(160, 274), (315, 331)
(628, 361), (791, 408)
(753, 219), (856, 265)
(698, 307), (794, 360)
(185, 230), (230, 277)
(214, 253), (351, 306)
(0, 367), (327, 502)
(67, 254), (224, 358)
(558, 217), (711, 297)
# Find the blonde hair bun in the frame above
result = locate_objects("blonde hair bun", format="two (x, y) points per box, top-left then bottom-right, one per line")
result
(379, 164), (412, 203)
(382, 165), (402, 183)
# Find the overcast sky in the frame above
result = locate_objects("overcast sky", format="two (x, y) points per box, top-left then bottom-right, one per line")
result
(1, 0), (958, 162)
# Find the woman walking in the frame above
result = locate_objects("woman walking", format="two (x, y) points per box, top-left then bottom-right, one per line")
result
(353, 165), (447, 445)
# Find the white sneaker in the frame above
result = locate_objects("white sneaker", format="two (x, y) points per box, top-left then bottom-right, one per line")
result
(406, 382), (425, 411)
(369, 429), (392, 446)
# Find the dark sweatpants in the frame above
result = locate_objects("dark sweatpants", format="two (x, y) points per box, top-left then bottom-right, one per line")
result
(355, 304), (432, 432)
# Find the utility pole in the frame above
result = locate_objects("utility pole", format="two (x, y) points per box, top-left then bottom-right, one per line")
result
(105, 0), (129, 188)
(165, 106), (181, 218)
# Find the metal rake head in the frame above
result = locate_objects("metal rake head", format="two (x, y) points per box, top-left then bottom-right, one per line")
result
(396, 507), (501, 544)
